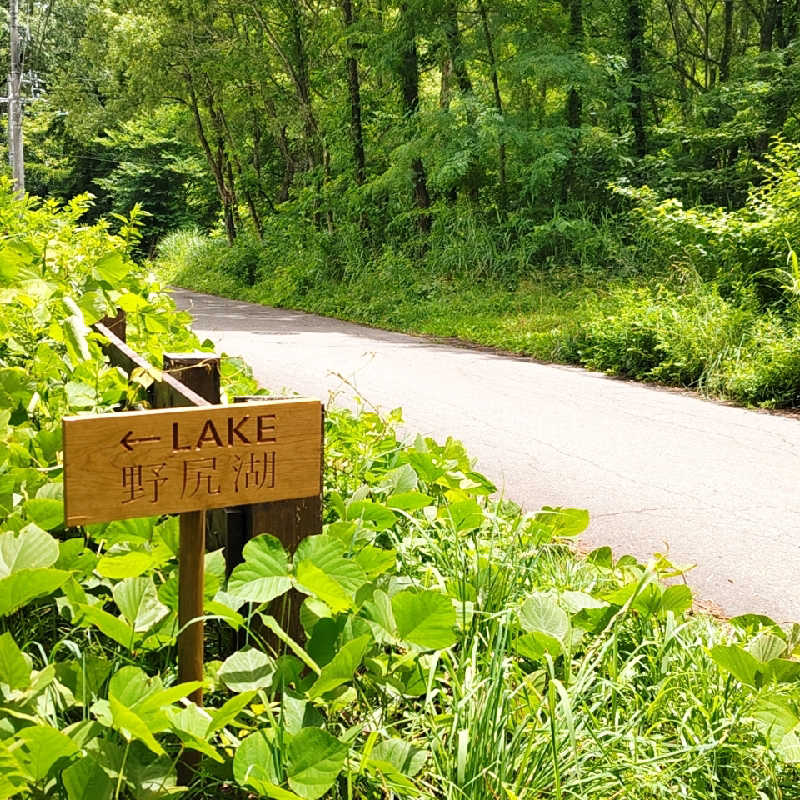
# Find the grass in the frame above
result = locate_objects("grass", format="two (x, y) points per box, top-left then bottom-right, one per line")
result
(5, 190), (800, 800)
(156, 227), (800, 409)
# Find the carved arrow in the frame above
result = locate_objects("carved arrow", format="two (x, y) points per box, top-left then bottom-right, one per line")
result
(120, 431), (162, 451)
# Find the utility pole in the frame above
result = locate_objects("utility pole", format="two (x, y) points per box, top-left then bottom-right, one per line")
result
(8, 0), (24, 195)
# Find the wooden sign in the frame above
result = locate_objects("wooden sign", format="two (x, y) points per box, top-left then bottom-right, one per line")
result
(63, 399), (323, 526)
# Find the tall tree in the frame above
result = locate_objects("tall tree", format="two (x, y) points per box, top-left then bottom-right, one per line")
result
(566, 0), (584, 130)
(340, 0), (366, 185)
(476, 0), (507, 203)
(626, 0), (648, 158)
(398, 2), (432, 233)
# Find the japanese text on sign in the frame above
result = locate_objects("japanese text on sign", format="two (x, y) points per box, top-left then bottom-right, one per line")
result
(63, 399), (322, 526)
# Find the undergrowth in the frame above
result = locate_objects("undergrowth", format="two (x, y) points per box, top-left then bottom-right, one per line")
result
(157, 226), (800, 408)
(3, 184), (800, 798)
(156, 140), (800, 410)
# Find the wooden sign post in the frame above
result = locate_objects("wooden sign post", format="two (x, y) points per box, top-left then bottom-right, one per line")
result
(62, 398), (323, 706)
(63, 400), (322, 525)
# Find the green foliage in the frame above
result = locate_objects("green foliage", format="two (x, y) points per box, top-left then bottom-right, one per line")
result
(1, 187), (799, 800)
(91, 107), (217, 252)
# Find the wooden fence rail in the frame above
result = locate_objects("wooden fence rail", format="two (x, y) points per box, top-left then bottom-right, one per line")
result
(95, 311), (321, 645)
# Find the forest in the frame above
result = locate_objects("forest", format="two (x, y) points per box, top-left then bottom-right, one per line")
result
(0, 1), (800, 798)
(9, 0), (800, 407)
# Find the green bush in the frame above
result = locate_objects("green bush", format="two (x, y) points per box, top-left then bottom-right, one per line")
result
(565, 284), (752, 385)
(619, 139), (800, 290)
(723, 315), (800, 406)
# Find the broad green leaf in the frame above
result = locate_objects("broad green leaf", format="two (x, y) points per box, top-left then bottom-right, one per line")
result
(65, 381), (98, 409)
(295, 562), (354, 614)
(711, 644), (762, 688)
(295, 535), (367, 614)
(56, 539), (97, 574)
(96, 517), (156, 546)
(116, 291), (149, 312)
(17, 725), (79, 782)
(0, 568), (70, 616)
(233, 730), (280, 791)
(109, 666), (159, 708)
(53, 656), (111, 706)
(0, 632), (30, 690)
(75, 604), (135, 649)
(346, 500), (397, 531)
(227, 534), (291, 604)
(166, 703), (211, 740)
(62, 297), (91, 363)
(109, 694), (165, 755)
(765, 659), (800, 683)
(386, 492), (432, 512)
(113, 577), (169, 633)
(308, 635), (371, 698)
(307, 618), (341, 667)
(137, 681), (205, 716)
(371, 738), (428, 777)
(363, 589), (397, 642)
(534, 507), (589, 537)
(748, 632), (787, 664)
(96, 551), (158, 579)
(23, 498), (63, 531)
(730, 614), (780, 633)
(280, 694), (324, 736)
(62, 755), (113, 800)
(777, 730), (800, 763)
(519, 595), (570, 642)
(0, 367), (35, 411)
(515, 631), (564, 661)
(167, 705), (222, 762)
(0, 740), (26, 799)
(205, 599), (244, 629)
(355, 546), (396, 579)
(559, 591), (607, 615)
(0, 525), (59, 577)
(287, 728), (348, 800)
(208, 690), (258, 735)
(659, 585), (693, 615)
(379, 464), (418, 493)
(632, 584), (662, 617)
(752, 696), (799, 743)
(219, 648), (276, 693)
(0, 240), (36, 282)
(92, 251), (130, 284)
(439, 499), (483, 532)
(125, 752), (177, 799)
(392, 590), (457, 650)
(77, 289), (110, 323)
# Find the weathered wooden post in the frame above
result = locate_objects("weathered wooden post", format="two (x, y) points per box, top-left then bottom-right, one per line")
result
(235, 396), (324, 645)
(157, 353), (221, 708)
(63, 394), (323, 784)
(72, 321), (324, 785)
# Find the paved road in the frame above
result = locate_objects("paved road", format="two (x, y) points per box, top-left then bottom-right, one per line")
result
(173, 289), (800, 621)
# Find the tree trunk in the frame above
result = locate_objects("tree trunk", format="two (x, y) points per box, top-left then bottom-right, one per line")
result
(399, 3), (432, 234)
(625, 0), (647, 158)
(720, 0), (734, 82)
(340, 0), (366, 185)
(563, 0), (583, 201)
(786, 0), (798, 41)
(186, 80), (237, 244)
(761, 0), (778, 50)
(566, 0), (583, 129)
(476, 0), (507, 206)
(777, 0), (786, 47)
(445, 0), (473, 96)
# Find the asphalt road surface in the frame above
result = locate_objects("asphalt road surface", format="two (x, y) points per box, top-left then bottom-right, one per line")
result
(173, 288), (800, 621)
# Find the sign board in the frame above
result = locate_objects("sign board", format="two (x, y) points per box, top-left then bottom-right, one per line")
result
(63, 399), (323, 526)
